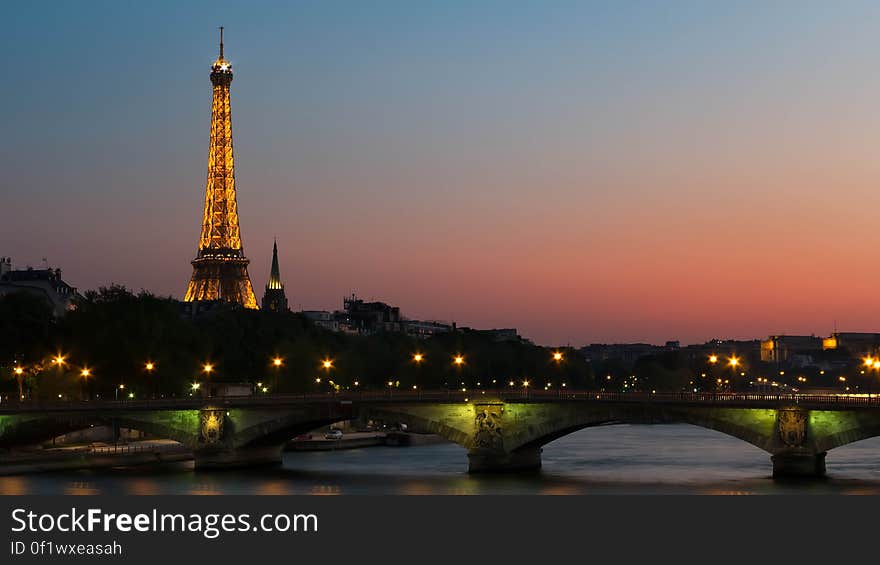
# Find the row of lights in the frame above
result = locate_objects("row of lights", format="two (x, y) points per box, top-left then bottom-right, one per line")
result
(13, 350), (567, 378)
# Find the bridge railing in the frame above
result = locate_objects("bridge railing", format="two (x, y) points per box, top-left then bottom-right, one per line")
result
(4, 389), (880, 410)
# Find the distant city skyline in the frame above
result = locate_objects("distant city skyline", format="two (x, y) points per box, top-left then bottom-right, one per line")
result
(6, 2), (880, 345)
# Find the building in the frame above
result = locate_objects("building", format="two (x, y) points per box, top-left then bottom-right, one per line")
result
(821, 332), (880, 358)
(183, 28), (258, 309)
(0, 257), (79, 316)
(261, 240), (289, 312)
(301, 295), (459, 337)
(760, 335), (823, 364)
(682, 339), (762, 366)
(469, 328), (523, 342)
(337, 294), (402, 334)
(302, 310), (340, 332)
(402, 319), (453, 338)
(580, 343), (661, 367)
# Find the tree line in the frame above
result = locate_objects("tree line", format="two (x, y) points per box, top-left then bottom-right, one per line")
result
(0, 286), (595, 400)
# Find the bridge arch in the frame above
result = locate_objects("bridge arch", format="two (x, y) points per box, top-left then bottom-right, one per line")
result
(0, 410), (201, 449)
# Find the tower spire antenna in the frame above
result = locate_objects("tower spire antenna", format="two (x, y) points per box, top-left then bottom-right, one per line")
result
(219, 26), (224, 58)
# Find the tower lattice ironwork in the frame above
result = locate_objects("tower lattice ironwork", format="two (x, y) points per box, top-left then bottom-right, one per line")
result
(184, 27), (258, 309)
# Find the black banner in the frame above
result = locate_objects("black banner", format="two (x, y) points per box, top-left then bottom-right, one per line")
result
(0, 495), (876, 564)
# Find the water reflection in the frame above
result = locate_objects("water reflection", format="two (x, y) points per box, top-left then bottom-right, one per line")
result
(63, 481), (100, 495)
(2, 424), (879, 495)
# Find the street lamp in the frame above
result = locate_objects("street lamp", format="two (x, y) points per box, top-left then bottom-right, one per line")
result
(412, 353), (424, 389)
(727, 356), (740, 392)
(144, 361), (156, 398)
(271, 357), (283, 392)
(80, 367), (91, 400)
(319, 359), (333, 391)
(192, 363), (213, 397)
(13, 366), (25, 400)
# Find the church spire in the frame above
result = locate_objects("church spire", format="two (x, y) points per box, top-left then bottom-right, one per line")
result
(268, 238), (283, 290)
(262, 239), (289, 312)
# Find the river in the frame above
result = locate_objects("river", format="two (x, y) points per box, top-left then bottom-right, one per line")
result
(3, 424), (880, 494)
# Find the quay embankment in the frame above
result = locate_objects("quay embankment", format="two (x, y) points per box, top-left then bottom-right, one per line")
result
(0, 441), (192, 475)
(0, 432), (449, 474)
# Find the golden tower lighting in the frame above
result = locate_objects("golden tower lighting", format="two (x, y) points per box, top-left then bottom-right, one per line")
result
(183, 27), (258, 309)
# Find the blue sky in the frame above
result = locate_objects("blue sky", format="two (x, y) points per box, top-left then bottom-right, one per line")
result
(5, 1), (880, 345)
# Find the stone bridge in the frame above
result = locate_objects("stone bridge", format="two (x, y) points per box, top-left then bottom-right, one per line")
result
(3, 391), (880, 477)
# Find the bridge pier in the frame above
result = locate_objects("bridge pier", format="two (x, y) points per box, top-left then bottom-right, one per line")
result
(467, 447), (542, 473)
(194, 445), (283, 470)
(771, 452), (826, 478)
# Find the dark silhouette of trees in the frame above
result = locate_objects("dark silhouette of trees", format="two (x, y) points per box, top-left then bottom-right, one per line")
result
(2, 285), (595, 399)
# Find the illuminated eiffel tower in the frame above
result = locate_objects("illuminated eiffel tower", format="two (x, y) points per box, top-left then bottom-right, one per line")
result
(184, 28), (258, 309)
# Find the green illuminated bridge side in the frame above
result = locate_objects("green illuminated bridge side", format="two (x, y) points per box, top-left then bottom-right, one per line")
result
(3, 391), (880, 477)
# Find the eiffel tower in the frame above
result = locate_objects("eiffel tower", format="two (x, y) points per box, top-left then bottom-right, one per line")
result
(184, 28), (258, 309)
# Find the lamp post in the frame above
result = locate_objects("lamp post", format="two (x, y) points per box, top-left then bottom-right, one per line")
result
(453, 354), (464, 392)
(13, 366), (24, 401)
(80, 367), (91, 401)
(271, 357), (283, 394)
(412, 353), (424, 390)
(198, 363), (213, 397)
(320, 359), (333, 393)
(727, 356), (740, 392)
(144, 361), (156, 398)
(552, 351), (564, 394)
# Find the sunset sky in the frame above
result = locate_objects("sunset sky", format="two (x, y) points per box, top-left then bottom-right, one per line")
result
(5, 1), (880, 346)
